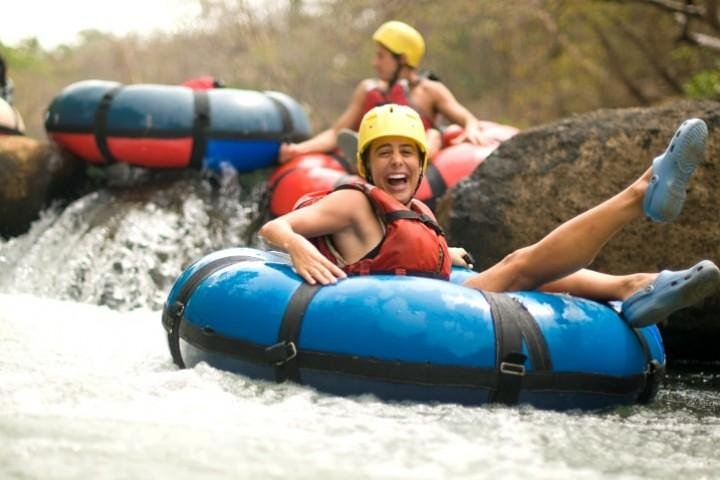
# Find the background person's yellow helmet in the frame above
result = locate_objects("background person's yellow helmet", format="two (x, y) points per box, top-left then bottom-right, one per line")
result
(356, 104), (428, 180)
(372, 21), (425, 68)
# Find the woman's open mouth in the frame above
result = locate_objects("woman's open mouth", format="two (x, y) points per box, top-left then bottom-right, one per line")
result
(386, 173), (408, 190)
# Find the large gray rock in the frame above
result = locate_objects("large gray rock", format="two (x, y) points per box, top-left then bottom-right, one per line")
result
(0, 136), (85, 237)
(441, 100), (720, 362)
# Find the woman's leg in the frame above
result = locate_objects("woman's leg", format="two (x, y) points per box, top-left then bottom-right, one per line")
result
(463, 118), (707, 294)
(538, 262), (719, 328)
(463, 169), (649, 292)
(539, 269), (655, 302)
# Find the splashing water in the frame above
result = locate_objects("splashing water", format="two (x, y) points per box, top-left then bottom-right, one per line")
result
(0, 172), (718, 479)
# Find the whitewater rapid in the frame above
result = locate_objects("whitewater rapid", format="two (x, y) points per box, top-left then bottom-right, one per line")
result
(1, 178), (718, 479)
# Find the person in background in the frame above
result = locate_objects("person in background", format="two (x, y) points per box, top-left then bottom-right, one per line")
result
(262, 104), (720, 328)
(0, 53), (14, 104)
(279, 20), (493, 164)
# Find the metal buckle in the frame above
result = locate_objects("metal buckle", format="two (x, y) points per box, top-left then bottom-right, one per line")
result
(499, 361), (526, 376)
(283, 342), (298, 365)
(265, 341), (298, 366)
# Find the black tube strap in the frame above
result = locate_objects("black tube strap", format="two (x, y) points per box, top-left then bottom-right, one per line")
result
(168, 266), (650, 403)
(93, 86), (123, 164)
(424, 163), (447, 202)
(270, 283), (322, 383)
(175, 282), (321, 381)
(176, 325), (648, 396)
(180, 320), (282, 365)
(266, 94), (294, 141)
(189, 90), (210, 169)
(482, 292), (553, 405)
(161, 254), (260, 367)
(631, 327), (666, 404)
(482, 291), (526, 404)
(513, 300), (553, 372)
(383, 210), (445, 236)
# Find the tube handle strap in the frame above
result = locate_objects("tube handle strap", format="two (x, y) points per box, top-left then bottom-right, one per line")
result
(189, 90), (210, 169)
(93, 86), (123, 164)
(161, 255), (260, 367)
(482, 292), (552, 405)
(273, 283), (322, 383)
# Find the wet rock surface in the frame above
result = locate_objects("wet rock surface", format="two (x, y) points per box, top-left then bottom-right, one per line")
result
(0, 136), (85, 237)
(440, 99), (720, 362)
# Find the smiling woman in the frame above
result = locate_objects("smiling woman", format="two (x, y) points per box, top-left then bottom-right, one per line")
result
(259, 103), (720, 332)
(260, 104), (455, 285)
(0, 0), (201, 48)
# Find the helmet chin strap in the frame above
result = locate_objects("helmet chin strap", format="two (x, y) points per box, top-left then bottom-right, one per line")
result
(387, 54), (404, 90)
(412, 171), (423, 200)
(411, 151), (426, 200)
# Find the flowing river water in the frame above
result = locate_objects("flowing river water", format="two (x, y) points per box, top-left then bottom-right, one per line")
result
(1, 173), (718, 479)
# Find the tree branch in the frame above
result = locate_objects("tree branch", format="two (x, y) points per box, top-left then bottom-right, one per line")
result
(621, 0), (705, 18)
(687, 30), (720, 49)
(596, 0), (720, 49)
(608, 14), (684, 93)
(582, 12), (652, 104)
(529, 1), (607, 81)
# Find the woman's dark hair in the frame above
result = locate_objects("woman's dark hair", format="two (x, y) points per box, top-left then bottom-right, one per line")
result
(0, 54), (6, 87)
(361, 148), (372, 183)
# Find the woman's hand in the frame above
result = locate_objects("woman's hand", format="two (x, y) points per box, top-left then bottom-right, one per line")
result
(450, 123), (493, 147)
(286, 234), (347, 285)
(449, 247), (475, 269)
(279, 143), (302, 163)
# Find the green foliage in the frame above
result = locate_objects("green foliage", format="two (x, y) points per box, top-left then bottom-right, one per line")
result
(684, 68), (720, 100)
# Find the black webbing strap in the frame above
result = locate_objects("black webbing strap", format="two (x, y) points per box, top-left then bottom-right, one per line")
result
(513, 300), (553, 372)
(189, 90), (210, 169)
(631, 327), (665, 404)
(93, 86), (122, 164)
(424, 163), (447, 201)
(384, 210), (445, 236)
(161, 254), (258, 367)
(172, 278), (320, 380)
(266, 283), (322, 383)
(482, 291), (527, 405)
(266, 94), (294, 141)
(179, 320), (273, 365)
(177, 327), (649, 397)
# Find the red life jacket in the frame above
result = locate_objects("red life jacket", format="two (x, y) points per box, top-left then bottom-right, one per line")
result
(294, 183), (451, 279)
(360, 82), (435, 131)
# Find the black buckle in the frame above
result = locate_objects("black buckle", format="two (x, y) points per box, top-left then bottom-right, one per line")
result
(500, 352), (527, 376)
(265, 341), (298, 366)
(162, 301), (185, 334)
(499, 361), (526, 376)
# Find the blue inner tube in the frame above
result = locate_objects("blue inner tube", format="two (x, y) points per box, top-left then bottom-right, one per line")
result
(162, 248), (666, 410)
(44, 80), (311, 172)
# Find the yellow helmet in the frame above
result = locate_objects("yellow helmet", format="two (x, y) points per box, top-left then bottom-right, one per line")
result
(356, 104), (428, 180)
(372, 21), (425, 68)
